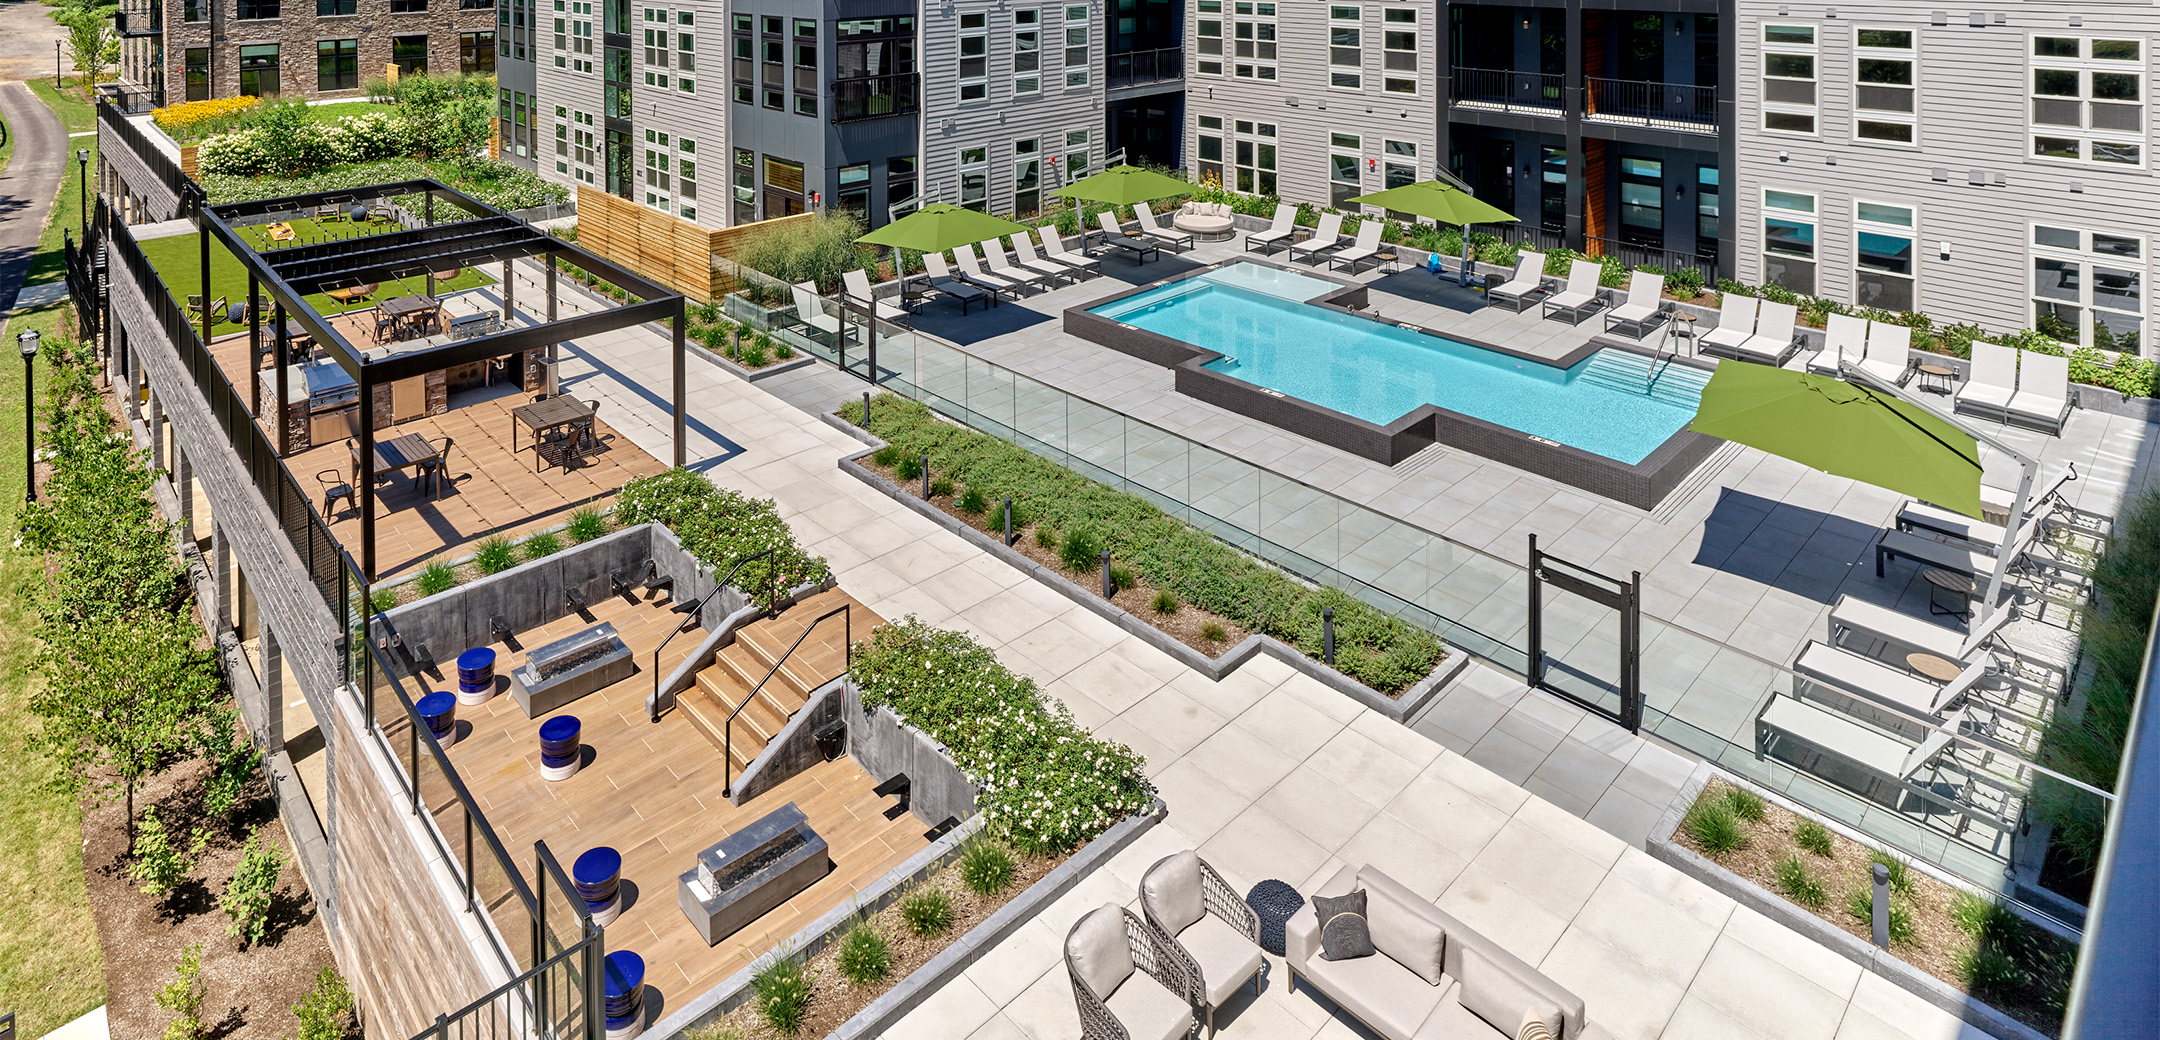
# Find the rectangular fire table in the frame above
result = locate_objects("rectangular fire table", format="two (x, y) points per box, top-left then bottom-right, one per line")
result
(510, 621), (637, 718)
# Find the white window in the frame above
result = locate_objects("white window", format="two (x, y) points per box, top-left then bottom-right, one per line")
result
(1381, 140), (1416, 194)
(1761, 188), (1817, 295)
(1328, 6), (1361, 90)
(1233, 119), (1275, 194)
(959, 146), (989, 210)
(1853, 201), (1916, 312)
(1329, 132), (1361, 207)
(2032, 224), (2145, 354)
(1065, 129), (1089, 180)
(1013, 9), (1040, 95)
(1853, 27), (1915, 145)
(1063, 6), (1089, 87)
(1760, 23), (1817, 135)
(1195, 0), (1222, 76)
(2030, 36), (2144, 167)
(1232, 1), (1275, 81)
(1014, 137), (1041, 214)
(958, 12), (988, 100)
(1196, 114), (1224, 184)
(1381, 9), (1416, 95)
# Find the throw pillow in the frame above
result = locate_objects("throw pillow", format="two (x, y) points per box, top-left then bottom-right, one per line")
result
(1458, 945), (1563, 1038)
(1362, 873), (1445, 985)
(1517, 1007), (1556, 1040)
(1311, 890), (1374, 961)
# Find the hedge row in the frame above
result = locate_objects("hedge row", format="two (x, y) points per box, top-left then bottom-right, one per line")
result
(611, 469), (829, 606)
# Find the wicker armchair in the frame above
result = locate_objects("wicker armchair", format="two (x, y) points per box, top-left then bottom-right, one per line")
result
(1140, 852), (1265, 1038)
(1066, 904), (1200, 1040)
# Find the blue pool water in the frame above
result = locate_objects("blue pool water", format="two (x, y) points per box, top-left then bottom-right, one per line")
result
(1091, 266), (1708, 465)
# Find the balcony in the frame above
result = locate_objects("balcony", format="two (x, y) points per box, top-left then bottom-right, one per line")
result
(1450, 67), (1564, 117)
(1585, 77), (1718, 133)
(115, 7), (161, 36)
(830, 73), (920, 123)
(1107, 46), (1181, 90)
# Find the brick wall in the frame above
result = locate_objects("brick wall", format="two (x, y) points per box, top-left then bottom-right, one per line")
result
(161, 0), (498, 102)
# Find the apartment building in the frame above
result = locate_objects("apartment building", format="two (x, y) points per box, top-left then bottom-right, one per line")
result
(1732, 2), (2160, 359)
(114, 0), (503, 106)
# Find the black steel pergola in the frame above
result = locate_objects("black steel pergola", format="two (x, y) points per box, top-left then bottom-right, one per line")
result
(194, 178), (688, 581)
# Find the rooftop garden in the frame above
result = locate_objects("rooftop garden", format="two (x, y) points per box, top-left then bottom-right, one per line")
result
(130, 217), (496, 332)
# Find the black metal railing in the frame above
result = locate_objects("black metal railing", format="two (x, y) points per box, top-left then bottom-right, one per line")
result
(1, 1010), (15, 1040)
(1107, 46), (1182, 88)
(62, 227), (103, 346)
(650, 547), (769, 715)
(98, 96), (192, 204)
(1585, 77), (1718, 131)
(722, 603), (850, 797)
(114, 6), (161, 35)
(96, 82), (165, 112)
(1489, 224), (1570, 257)
(1584, 234), (1717, 282)
(1450, 67), (1564, 115)
(830, 73), (920, 123)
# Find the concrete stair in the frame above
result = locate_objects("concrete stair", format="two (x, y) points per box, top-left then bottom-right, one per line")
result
(678, 589), (880, 775)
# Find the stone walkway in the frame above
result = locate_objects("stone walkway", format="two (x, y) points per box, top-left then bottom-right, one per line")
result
(530, 305), (1996, 1040)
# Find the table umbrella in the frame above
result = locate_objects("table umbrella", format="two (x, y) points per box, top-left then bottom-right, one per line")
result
(854, 203), (1033, 297)
(1051, 164), (1198, 206)
(1689, 361), (1982, 518)
(1347, 180), (1520, 287)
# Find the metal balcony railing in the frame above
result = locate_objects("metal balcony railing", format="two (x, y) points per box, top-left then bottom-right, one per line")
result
(1107, 46), (1181, 89)
(1585, 77), (1718, 132)
(115, 7), (162, 36)
(830, 72), (920, 123)
(1450, 67), (1563, 115)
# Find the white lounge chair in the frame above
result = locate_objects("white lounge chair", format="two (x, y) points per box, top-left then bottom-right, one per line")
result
(921, 252), (994, 311)
(1876, 514), (2051, 580)
(1603, 271), (1668, 337)
(1093, 211), (1161, 262)
(1795, 641), (1989, 719)
(1038, 225), (1103, 276)
(955, 243), (1027, 294)
(1898, 498), (2059, 554)
(1133, 202), (1195, 252)
(1829, 594), (2013, 663)
(1809, 313), (1866, 376)
(790, 281), (849, 344)
(1956, 343), (2019, 421)
(1005, 232), (1075, 284)
(1981, 464), (2077, 520)
(1487, 252), (1548, 313)
(1733, 301), (1799, 365)
(1857, 322), (1914, 385)
(2007, 350), (2073, 433)
(1542, 259), (1605, 324)
(1757, 695), (1963, 790)
(840, 269), (911, 323)
(1700, 294), (1759, 358)
(1244, 203), (1297, 254)
(1328, 221), (1387, 273)
(976, 238), (1051, 291)
(1287, 213), (1344, 263)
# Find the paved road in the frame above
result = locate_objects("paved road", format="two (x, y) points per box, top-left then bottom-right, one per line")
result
(0, 0), (72, 84)
(0, 79), (69, 323)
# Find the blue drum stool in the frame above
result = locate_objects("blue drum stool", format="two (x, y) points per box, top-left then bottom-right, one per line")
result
(573, 846), (624, 926)
(538, 715), (581, 781)
(416, 691), (458, 747)
(603, 950), (646, 1039)
(456, 647), (497, 706)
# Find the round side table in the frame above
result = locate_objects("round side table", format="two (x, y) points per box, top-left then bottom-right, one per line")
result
(1916, 363), (1956, 395)
(1246, 879), (1304, 957)
(574, 845), (625, 925)
(604, 950), (647, 1039)
(456, 646), (497, 705)
(1906, 652), (1961, 683)
(1921, 568), (1978, 620)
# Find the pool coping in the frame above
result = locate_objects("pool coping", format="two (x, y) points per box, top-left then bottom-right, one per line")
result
(1061, 257), (1723, 511)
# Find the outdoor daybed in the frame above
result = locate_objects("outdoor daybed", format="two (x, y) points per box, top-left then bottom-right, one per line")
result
(1174, 201), (1238, 239)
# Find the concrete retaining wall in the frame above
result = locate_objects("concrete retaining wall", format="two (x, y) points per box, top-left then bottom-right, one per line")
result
(728, 677), (848, 806)
(843, 683), (980, 828)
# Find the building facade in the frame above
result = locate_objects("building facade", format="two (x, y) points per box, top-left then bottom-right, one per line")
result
(1731, 2), (2160, 359)
(117, 0), (502, 106)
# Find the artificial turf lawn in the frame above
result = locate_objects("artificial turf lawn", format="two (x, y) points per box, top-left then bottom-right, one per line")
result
(132, 216), (497, 331)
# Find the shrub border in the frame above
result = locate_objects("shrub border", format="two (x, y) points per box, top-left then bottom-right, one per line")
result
(1646, 762), (2058, 1040)
(822, 414), (1467, 722)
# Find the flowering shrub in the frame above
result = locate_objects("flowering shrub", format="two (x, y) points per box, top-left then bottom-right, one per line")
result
(850, 617), (1152, 855)
(152, 96), (260, 139)
(612, 468), (829, 605)
(196, 110), (414, 176)
(198, 157), (568, 212)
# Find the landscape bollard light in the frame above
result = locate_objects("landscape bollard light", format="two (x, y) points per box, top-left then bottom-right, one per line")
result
(1323, 606), (1335, 665)
(19, 330), (39, 503)
(1870, 863), (1890, 949)
(861, 391), (870, 428)
(1101, 551), (1114, 598)
(1003, 498), (1013, 546)
(920, 456), (931, 498)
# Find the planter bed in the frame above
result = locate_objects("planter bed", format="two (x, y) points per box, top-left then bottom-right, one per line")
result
(1655, 774), (2071, 1039)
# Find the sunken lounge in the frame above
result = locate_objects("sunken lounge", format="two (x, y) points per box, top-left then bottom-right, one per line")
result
(188, 180), (690, 580)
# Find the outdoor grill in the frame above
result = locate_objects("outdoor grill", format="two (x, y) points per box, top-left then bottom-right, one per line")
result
(259, 357), (360, 449)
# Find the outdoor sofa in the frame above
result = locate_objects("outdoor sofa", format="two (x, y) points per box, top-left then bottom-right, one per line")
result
(1287, 864), (1586, 1040)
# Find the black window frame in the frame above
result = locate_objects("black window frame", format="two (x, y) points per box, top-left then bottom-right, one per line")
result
(318, 37), (359, 90)
(184, 46), (211, 100)
(236, 0), (279, 19)
(392, 34), (428, 74)
(462, 30), (497, 73)
(237, 43), (281, 95)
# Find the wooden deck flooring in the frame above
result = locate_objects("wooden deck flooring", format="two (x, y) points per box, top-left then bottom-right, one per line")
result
(437, 593), (927, 998)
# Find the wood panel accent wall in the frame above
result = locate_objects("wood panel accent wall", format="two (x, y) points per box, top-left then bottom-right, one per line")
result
(179, 144), (199, 179)
(572, 187), (815, 302)
(1583, 138), (1610, 244)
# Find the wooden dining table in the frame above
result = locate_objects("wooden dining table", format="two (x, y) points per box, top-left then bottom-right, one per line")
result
(509, 397), (594, 472)
(380, 294), (443, 338)
(371, 432), (445, 497)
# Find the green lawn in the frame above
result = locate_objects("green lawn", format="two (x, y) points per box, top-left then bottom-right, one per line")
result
(26, 77), (97, 133)
(134, 217), (498, 332)
(302, 100), (399, 124)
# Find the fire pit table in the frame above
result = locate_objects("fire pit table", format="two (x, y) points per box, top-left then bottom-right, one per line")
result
(511, 622), (636, 718)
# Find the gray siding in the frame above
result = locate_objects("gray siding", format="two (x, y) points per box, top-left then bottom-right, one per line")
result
(1733, 3), (2160, 355)
(921, 0), (1105, 217)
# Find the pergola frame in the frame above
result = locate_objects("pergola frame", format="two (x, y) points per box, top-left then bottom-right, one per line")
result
(192, 178), (689, 580)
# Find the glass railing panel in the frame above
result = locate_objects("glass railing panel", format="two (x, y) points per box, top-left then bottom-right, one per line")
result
(1258, 469), (1340, 575)
(1182, 441), (1261, 550)
(1122, 420), (1189, 514)
(965, 354), (1018, 442)
(1063, 396), (1126, 489)
(918, 336), (969, 419)
(1012, 375), (1071, 469)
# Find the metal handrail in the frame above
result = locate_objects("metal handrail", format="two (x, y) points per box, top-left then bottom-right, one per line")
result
(1584, 76), (1718, 131)
(721, 602), (851, 797)
(649, 549), (774, 719)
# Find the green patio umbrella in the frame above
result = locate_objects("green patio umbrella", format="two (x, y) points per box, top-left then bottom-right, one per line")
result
(855, 202), (1031, 253)
(1051, 164), (1198, 205)
(1346, 180), (1519, 287)
(1689, 362), (1983, 517)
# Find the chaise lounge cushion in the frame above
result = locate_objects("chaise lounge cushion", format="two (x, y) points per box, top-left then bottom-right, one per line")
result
(1458, 945), (1565, 1038)
(1363, 871), (1448, 985)
(1301, 945), (1447, 1040)
(1068, 905), (1136, 1001)
(1105, 972), (1197, 1040)
(1183, 913), (1268, 1006)
(1143, 850), (1206, 935)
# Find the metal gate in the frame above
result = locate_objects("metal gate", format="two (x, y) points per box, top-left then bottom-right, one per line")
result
(1526, 534), (1643, 731)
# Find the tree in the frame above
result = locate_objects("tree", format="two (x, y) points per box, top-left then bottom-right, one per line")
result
(31, 609), (221, 849)
(56, 5), (119, 95)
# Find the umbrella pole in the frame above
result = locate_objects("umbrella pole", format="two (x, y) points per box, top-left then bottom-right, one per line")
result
(1980, 459), (2037, 624)
(1459, 223), (1474, 288)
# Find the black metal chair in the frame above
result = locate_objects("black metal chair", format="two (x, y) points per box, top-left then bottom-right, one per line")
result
(317, 469), (356, 521)
(573, 400), (600, 450)
(416, 437), (454, 497)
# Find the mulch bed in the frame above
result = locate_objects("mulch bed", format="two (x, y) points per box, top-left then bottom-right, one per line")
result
(1675, 780), (2069, 1037)
(859, 459), (1251, 660)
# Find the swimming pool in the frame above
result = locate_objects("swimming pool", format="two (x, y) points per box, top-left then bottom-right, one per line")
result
(1089, 265), (1708, 466)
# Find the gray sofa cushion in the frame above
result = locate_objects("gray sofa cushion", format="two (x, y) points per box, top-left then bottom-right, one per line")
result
(1143, 851), (1205, 936)
(1301, 941), (1446, 1039)
(1180, 913), (1265, 1007)
(1458, 945), (1564, 1038)
(1068, 904), (1135, 1002)
(1104, 971), (1196, 1040)
(1363, 873), (1447, 985)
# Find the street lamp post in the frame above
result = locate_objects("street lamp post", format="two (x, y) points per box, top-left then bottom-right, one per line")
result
(77, 149), (90, 233)
(19, 330), (39, 503)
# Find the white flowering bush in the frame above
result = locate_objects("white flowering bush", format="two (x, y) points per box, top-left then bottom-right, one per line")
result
(612, 468), (829, 606)
(196, 128), (268, 175)
(851, 617), (1153, 855)
(197, 111), (413, 177)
